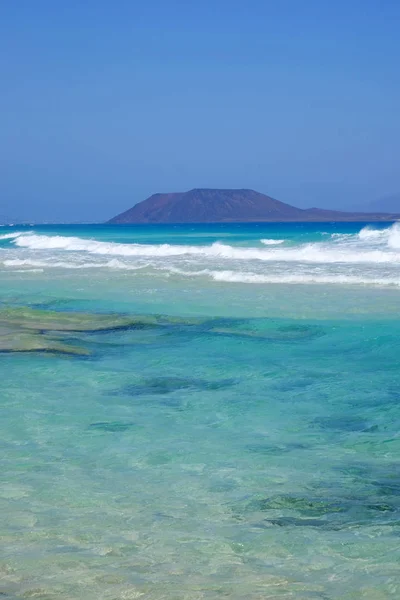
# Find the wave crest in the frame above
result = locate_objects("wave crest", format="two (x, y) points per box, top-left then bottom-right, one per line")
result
(10, 231), (400, 264)
(260, 238), (285, 245)
(0, 231), (27, 240)
(3, 223), (400, 288)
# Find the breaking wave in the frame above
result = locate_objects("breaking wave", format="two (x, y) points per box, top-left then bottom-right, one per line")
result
(163, 266), (400, 287)
(2, 258), (149, 270)
(2, 222), (400, 287)
(8, 229), (400, 264)
(0, 232), (28, 240)
(197, 270), (400, 287)
(358, 223), (400, 248)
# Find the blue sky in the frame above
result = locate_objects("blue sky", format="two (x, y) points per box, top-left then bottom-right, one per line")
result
(1, 0), (399, 221)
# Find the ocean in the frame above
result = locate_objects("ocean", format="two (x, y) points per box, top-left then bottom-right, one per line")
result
(1, 221), (400, 599)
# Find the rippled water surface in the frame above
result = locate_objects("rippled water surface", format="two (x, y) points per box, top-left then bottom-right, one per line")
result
(1, 222), (400, 599)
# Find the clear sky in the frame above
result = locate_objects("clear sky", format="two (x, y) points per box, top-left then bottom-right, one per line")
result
(1, 0), (399, 222)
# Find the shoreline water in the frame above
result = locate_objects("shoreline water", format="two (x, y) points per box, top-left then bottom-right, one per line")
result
(1, 222), (400, 599)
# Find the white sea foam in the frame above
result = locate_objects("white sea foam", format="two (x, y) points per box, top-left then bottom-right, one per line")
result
(358, 227), (385, 240)
(14, 234), (201, 256)
(2, 258), (149, 270)
(260, 238), (285, 245)
(357, 223), (400, 248)
(3, 223), (400, 288)
(330, 233), (353, 240)
(10, 268), (44, 273)
(0, 232), (26, 240)
(387, 225), (400, 249)
(210, 271), (400, 286)
(11, 231), (400, 264)
(167, 268), (400, 287)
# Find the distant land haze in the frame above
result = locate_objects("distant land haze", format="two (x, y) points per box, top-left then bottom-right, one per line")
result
(108, 189), (400, 224)
(364, 193), (400, 214)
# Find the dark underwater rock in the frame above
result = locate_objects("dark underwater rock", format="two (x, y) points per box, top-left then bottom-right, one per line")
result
(271, 379), (316, 392)
(372, 478), (400, 497)
(241, 489), (399, 533)
(121, 376), (235, 396)
(275, 324), (324, 339)
(0, 306), (326, 359)
(249, 495), (345, 516)
(0, 332), (89, 355)
(313, 415), (368, 432)
(0, 307), (163, 356)
(265, 517), (331, 528)
(209, 320), (325, 342)
(264, 513), (400, 530)
(88, 422), (135, 432)
(363, 424), (380, 433)
(0, 307), (205, 356)
(246, 442), (308, 456)
(365, 503), (396, 513)
(337, 463), (400, 501)
(0, 307), (161, 332)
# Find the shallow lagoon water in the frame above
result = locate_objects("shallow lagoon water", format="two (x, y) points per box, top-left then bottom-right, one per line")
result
(1, 223), (400, 599)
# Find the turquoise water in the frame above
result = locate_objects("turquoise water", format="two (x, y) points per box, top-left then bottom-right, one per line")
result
(1, 222), (400, 599)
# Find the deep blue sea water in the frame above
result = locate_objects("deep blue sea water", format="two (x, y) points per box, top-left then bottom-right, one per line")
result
(1, 222), (400, 599)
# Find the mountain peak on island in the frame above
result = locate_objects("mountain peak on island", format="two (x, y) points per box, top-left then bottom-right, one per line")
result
(108, 188), (305, 224)
(107, 188), (400, 224)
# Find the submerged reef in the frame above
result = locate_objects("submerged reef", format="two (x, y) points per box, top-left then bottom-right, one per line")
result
(0, 307), (162, 355)
(0, 306), (160, 332)
(237, 488), (400, 531)
(208, 320), (324, 342)
(0, 306), (325, 356)
(121, 376), (235, 396)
